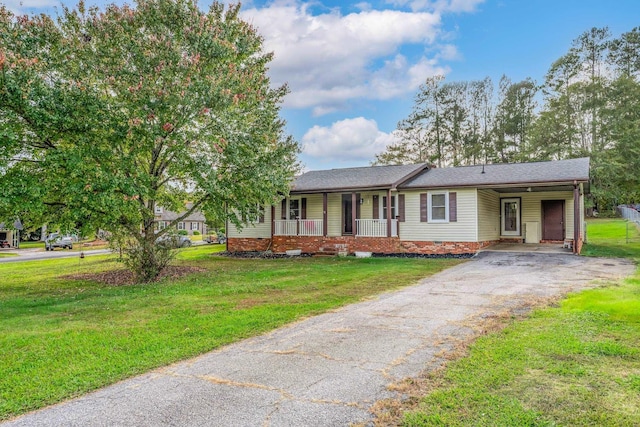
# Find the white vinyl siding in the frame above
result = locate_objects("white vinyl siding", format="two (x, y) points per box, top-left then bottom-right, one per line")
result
(501, 191), (575, 240)
(399, 189), (477, 242)
(357, 192), (398, 220)
(327, 193), (342, 236)
(477, 189), (500, 241)
(305, 194), (324, 221)
(227, 208), (272, 238)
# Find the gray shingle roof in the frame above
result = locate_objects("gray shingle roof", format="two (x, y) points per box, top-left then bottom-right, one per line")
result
(401, 157), (590, 189)
(157, 203), (206, 222)
(0, 220), (23, 230)
(291, 163), (428, 193)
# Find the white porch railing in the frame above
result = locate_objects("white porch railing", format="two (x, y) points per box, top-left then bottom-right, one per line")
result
(355, 219), (398, 237)
(274, 219), (323, 236)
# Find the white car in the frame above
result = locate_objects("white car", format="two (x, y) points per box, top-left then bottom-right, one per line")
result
(45, 233), (74, 250)
(156, 234), (192, 248)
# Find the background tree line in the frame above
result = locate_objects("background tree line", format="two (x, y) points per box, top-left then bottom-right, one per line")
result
(375, 27), (640, 212)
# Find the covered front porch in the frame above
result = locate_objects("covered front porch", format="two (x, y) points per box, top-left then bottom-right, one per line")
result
(274, 189), (401, 238)
(273, 218), (398, 237)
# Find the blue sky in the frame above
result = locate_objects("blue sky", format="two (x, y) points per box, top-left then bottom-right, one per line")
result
(8, 0), (640, 171)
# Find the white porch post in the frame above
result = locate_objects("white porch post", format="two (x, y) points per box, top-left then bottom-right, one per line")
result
(573, 181), (580, 254)
(386, 189), (392, 237)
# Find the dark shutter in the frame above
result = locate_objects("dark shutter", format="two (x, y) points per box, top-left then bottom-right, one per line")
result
(372, 195), (379, 219)
(398, 194), (405, 222)
(301, 198), (307, 219)
(281, 199), (287, 220)
(420, 193), (428, 222)
(259, 206), (265, 223)
(356, 193), (361, 219)
(449, 192), (457, 222)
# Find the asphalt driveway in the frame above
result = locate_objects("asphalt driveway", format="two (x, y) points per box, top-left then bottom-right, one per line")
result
(3, 252), (634, 426)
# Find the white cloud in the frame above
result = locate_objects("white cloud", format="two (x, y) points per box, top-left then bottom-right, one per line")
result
(386, 0), (484, 13)
(302, 117), (399, 163)
(4, 0), (58, 14)
(354, 2), (373, 11)
(241, 2), (448, 114)
(436, 44), (460, 61)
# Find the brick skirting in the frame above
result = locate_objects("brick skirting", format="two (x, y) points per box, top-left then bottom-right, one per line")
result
(228, 236), (497, 255)
(227, 238), (272, 252)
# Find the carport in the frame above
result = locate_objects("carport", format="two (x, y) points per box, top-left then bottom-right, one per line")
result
(0, 220), (23, 248)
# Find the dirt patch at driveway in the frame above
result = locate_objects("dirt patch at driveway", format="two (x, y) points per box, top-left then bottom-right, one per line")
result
(4, 252), (634, 427)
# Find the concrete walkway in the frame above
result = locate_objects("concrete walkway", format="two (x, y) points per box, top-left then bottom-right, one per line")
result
(4, 252), (634, 427)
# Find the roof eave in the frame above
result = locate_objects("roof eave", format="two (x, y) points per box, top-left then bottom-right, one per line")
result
(399, 178), (590, 190)
(390, 163), (430, 190)
(290, 185), (393, 195)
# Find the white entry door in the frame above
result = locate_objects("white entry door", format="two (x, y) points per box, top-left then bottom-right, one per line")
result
(501, 198), (521, 236)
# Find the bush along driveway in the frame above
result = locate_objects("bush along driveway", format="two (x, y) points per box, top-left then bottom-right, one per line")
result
(3, 251), (633, 427)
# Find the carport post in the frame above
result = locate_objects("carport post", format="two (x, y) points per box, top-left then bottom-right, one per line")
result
(573, 182), (579, 254)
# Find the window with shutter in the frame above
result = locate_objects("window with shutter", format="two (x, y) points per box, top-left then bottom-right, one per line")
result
(427, 192), (450, 223)
(382, 195), (396, 219)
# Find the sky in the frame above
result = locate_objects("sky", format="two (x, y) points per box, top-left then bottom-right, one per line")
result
(7, 0), (640, 171)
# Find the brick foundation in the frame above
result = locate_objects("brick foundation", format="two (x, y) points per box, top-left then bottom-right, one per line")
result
(229, 236), (497, 256)
(227, 237), (272, 252)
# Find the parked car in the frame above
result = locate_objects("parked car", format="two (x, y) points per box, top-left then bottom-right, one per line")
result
(204, 232), (227, 244)
(156, 234), (192, 248)
(45, 233), (74, 250)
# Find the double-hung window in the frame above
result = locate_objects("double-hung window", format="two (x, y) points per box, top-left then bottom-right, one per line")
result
(382, 195), (396, 219)
(289, 199), (300, 220)
(428, 192), (449, 222)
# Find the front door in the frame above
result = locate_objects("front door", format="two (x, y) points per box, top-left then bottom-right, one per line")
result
(501, 198), (521, 236)
(542, 200), (565, 240)
(342, 193), (360, 235)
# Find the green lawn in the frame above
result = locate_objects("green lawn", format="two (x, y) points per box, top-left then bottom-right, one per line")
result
(402, 218), (640, 426)
(0, 253), (18, 258)
(16, 241), (42, 249)
(0, 247), (460, 420)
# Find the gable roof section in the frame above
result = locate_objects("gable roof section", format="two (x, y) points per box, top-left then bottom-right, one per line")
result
(400, 157), (590, 189)
(291, 163), (429, 194)
(157, 203), (206, 222)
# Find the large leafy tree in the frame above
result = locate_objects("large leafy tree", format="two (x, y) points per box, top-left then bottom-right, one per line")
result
(0, 0), (299, 280)
(376, 26), (639, 211)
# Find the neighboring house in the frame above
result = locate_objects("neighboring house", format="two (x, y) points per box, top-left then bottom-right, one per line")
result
(154, 203), (208, 236)
(228, 157), (590, 255)
(0, 219), (23, 248)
